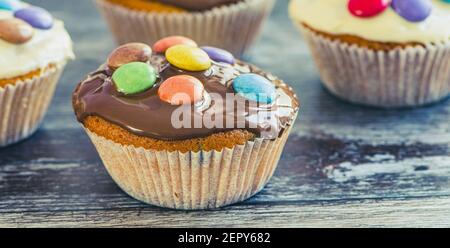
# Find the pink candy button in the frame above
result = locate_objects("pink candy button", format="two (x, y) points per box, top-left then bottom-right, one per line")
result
(348, 0), (391, 18)
(153, 36), (197, 53)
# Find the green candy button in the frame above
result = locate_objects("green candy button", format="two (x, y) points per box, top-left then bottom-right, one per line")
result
(112, 62), (157, 95)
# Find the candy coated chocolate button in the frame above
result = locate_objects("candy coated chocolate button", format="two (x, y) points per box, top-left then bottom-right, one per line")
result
(166, 45), (211, 71)
(153, 36), (197, 53)
(233, 74), (276, 104)
(0, 18), (34, 44)
(392, 0), (432, 22)
(443, 0), (450, 3)
(0, 0), (22, 10)
(107, 43), (152, 70)
(112, 62), (157, 95)
(14, 6), (54, 30)
(158, 75), (204, 105)
(201, 46), (235, 65)
(348, 0), (391, 18)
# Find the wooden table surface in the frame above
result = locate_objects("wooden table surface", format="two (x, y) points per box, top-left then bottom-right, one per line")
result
(1, 0), (449, 228)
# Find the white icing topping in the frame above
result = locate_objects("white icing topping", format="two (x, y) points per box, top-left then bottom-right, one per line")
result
(149, 54), (166, 71)
(213, 62), (241, 87)
(289, 0), (450, 44)
(0, 10), (74, 79)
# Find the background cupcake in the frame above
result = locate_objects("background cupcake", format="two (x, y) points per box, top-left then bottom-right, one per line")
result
(73, 37), (299, 210)
(0, 0), (74, 146)
(95, 0), (275, 57)
(289, 0), (450, 108)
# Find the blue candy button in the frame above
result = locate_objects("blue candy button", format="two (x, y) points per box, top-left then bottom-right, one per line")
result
(0, 0), (22, 11)
(233, 74), (277, 104)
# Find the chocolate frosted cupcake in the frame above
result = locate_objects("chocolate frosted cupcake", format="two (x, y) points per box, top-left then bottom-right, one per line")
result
(0, 0), (73, 146)
(95, 0), (275, 57)
(290, 0), (450, 108)
(73, 36), (299, 210)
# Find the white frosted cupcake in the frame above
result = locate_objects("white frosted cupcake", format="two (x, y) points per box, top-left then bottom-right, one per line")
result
(95, 0), (275, 57)
(0, 1), (74, 146)
(290, 0), (450, 108)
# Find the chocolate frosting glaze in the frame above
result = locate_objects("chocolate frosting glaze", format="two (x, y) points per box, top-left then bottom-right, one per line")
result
(158, 0), (241, 11)
(73, 55), (299, 141)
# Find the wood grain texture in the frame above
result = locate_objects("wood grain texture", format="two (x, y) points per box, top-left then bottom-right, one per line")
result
(1, 197), (450, 228)
(0, 0), (449, 227)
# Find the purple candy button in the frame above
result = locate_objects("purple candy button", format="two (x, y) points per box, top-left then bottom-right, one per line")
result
(201, 46), (235, 65)
(392, 0), (432, 22)
(14, 6), (54, 30)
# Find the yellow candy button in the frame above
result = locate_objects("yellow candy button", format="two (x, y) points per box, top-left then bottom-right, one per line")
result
(166, 45), (211, 71)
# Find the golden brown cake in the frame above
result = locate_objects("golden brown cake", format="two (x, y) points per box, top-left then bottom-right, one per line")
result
(83, 116), (255, 153)
(105, 0), (184, 13)
(0, 64), (56, 88)
(301, 23), (422, 52)
(106, 0), (240, 12)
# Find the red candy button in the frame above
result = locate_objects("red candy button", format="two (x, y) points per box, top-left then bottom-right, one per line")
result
(348, 0), (391, 18)
(158, 75), (204, 105)
(153, 36), (197, 53)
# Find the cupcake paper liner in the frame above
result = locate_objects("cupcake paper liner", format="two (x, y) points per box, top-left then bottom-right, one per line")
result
(0, 64), (65, 147)
(95, 0), (275, 57)
(299, 26), (450, 108)
(84, 123), (293, 210)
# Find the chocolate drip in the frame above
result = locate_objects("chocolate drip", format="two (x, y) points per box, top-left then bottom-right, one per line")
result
(158, 0), (241, 11)
(73, 59), (299, 141)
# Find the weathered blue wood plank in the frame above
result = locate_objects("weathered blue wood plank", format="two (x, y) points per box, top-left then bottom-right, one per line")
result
(0, 0), (449, 227)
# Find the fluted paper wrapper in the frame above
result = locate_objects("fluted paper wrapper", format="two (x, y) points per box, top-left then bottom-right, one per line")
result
(0, 65), (65, 147)
(85, 125), (293, 210)
(299, 26), (450, 108)
(95, 0), (275, 57)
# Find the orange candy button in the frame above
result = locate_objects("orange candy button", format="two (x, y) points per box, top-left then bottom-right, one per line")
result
(153, 36), (197, 53)
(158, 75), (204, 105)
